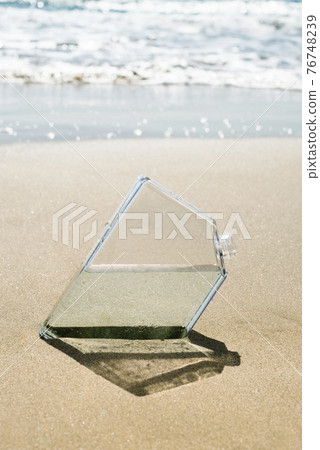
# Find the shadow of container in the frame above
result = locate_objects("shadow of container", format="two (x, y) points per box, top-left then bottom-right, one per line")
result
(44, 331), (240, 396)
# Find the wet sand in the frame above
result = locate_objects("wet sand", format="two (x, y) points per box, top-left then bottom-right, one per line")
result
(0, 85), (301, 143)
(0, 138), (301, 449)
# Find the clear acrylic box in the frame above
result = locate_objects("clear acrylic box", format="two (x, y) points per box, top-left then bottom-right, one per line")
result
(40, 175), (234, 340)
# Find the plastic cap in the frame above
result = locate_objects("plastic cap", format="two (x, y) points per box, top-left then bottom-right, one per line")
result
(219, 234), (237, 259)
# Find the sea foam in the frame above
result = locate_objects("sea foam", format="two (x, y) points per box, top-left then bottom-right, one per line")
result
(0, 0), (301, 90)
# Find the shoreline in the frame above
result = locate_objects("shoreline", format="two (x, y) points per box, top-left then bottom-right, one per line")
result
(0, 84), (301, 143)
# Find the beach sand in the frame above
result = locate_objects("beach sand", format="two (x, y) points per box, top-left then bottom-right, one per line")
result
(0, 138), (301, 449)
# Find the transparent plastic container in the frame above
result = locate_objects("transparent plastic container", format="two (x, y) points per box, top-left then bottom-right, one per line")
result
(40, 175), (235, 340)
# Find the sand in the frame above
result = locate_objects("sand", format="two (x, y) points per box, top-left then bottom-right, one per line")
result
(0, 138), (301, 449)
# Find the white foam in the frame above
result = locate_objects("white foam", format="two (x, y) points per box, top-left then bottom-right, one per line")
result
(0, 1), (301, 90)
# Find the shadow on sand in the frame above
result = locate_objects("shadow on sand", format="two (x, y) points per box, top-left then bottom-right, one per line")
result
(45, 331), (240, 396)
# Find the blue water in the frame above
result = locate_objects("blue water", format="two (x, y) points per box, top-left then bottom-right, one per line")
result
(0, 84), (301, 142)
(0, 0), (301, 89)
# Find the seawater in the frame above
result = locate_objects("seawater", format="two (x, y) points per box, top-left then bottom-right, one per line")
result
(42, 265), (223, 339)
(0, 0), (301, 90)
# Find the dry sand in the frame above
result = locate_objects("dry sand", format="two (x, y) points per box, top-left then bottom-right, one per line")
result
(0, 138), (301, 449)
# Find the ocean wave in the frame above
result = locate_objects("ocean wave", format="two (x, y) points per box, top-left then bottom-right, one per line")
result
(0, 0), (302, 89)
